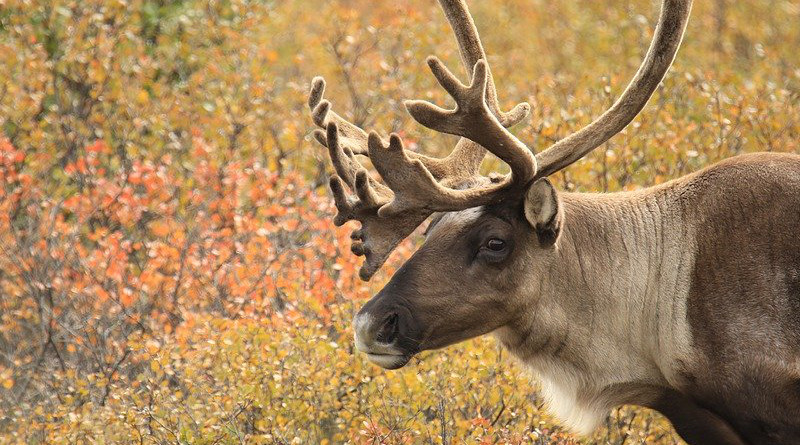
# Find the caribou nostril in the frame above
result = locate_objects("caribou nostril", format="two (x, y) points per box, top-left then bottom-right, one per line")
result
(376, 313), (399, 344)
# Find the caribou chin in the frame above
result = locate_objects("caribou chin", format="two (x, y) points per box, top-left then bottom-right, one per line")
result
(366, 354), (410, 370)
(310, 0), (800, 443)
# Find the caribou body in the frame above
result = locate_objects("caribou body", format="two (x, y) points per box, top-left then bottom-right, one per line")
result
(308, 0), (800, 443)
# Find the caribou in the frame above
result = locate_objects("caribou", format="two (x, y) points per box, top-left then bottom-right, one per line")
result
(307, 0), (800, 443)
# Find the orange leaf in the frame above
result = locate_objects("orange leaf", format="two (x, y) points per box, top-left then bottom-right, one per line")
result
(150, 220), (170, 238)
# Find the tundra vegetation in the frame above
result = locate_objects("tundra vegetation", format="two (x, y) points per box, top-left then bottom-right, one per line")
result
(0, 0), (798, 443)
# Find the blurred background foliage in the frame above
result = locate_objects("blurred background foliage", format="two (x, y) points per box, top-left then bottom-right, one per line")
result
(0, 0), (797, 443)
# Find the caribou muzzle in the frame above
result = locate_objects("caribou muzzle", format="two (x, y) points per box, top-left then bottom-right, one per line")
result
(353, 296), (421, 369)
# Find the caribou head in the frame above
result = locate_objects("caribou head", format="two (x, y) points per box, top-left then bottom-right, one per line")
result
(309, 1), (800, 443)
(309, 0), (690, 368)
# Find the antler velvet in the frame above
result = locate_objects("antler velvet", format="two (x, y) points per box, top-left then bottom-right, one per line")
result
(309, 0), (691, 280)
(308, 0), (533, 280)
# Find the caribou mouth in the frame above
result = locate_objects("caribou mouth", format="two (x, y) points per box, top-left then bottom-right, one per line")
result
(366, 352), (411, 369)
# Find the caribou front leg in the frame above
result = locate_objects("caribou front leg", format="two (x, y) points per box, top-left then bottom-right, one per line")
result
(649, 390), (747, 445)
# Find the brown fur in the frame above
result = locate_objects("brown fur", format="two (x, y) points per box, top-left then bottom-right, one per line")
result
(354, 153), (800, 443)
(683, 153), (800, 444)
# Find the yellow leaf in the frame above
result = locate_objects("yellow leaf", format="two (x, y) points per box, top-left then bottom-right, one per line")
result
(2, 378), (13, 389)
(136, 89), (149, 105)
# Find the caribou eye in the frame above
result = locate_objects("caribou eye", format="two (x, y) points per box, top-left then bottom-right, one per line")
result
(476, 236), (511, 264)
(486, 238), (506, 251)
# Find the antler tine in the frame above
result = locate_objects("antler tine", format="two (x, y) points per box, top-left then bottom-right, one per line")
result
(403, 58), (537, 190)
(323, 121), (392, 203)
(328, 161), (430, 280)
(367, 130), (520, 218)
(309, 77), (370, 157)
(533, 0), (692, 180)
(309, 82), (441, 280)
(310, 76), (484, 182)
(362, 58), (538, 218)
(320, 120), (428, 281)
(429, 0), (532, 185)
(309, 0), (532, 184)
(310, 78), (425, 280)
(437, 0), (530, 128)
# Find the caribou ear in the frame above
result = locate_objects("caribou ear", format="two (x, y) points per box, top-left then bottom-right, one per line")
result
(523, 178), (563, 247)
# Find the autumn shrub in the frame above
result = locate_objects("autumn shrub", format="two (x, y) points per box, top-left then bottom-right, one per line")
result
(0, 146), (677, 442)
(0, 0), (798, 443)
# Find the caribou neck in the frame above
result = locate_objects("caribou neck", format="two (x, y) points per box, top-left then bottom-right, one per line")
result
(495, 186), (698, 432)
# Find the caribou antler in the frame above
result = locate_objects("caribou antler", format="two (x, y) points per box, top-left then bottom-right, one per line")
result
(310, 56), (537, 279)
(378, 58), (537, 216)
(437, 0), (530, 128)
(309, 0), (533, 280)
(308, 0), (531, 181)
(311, 0), (691, 280)
(309, 77), (482, 184)
(533, 0), (692, 179)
